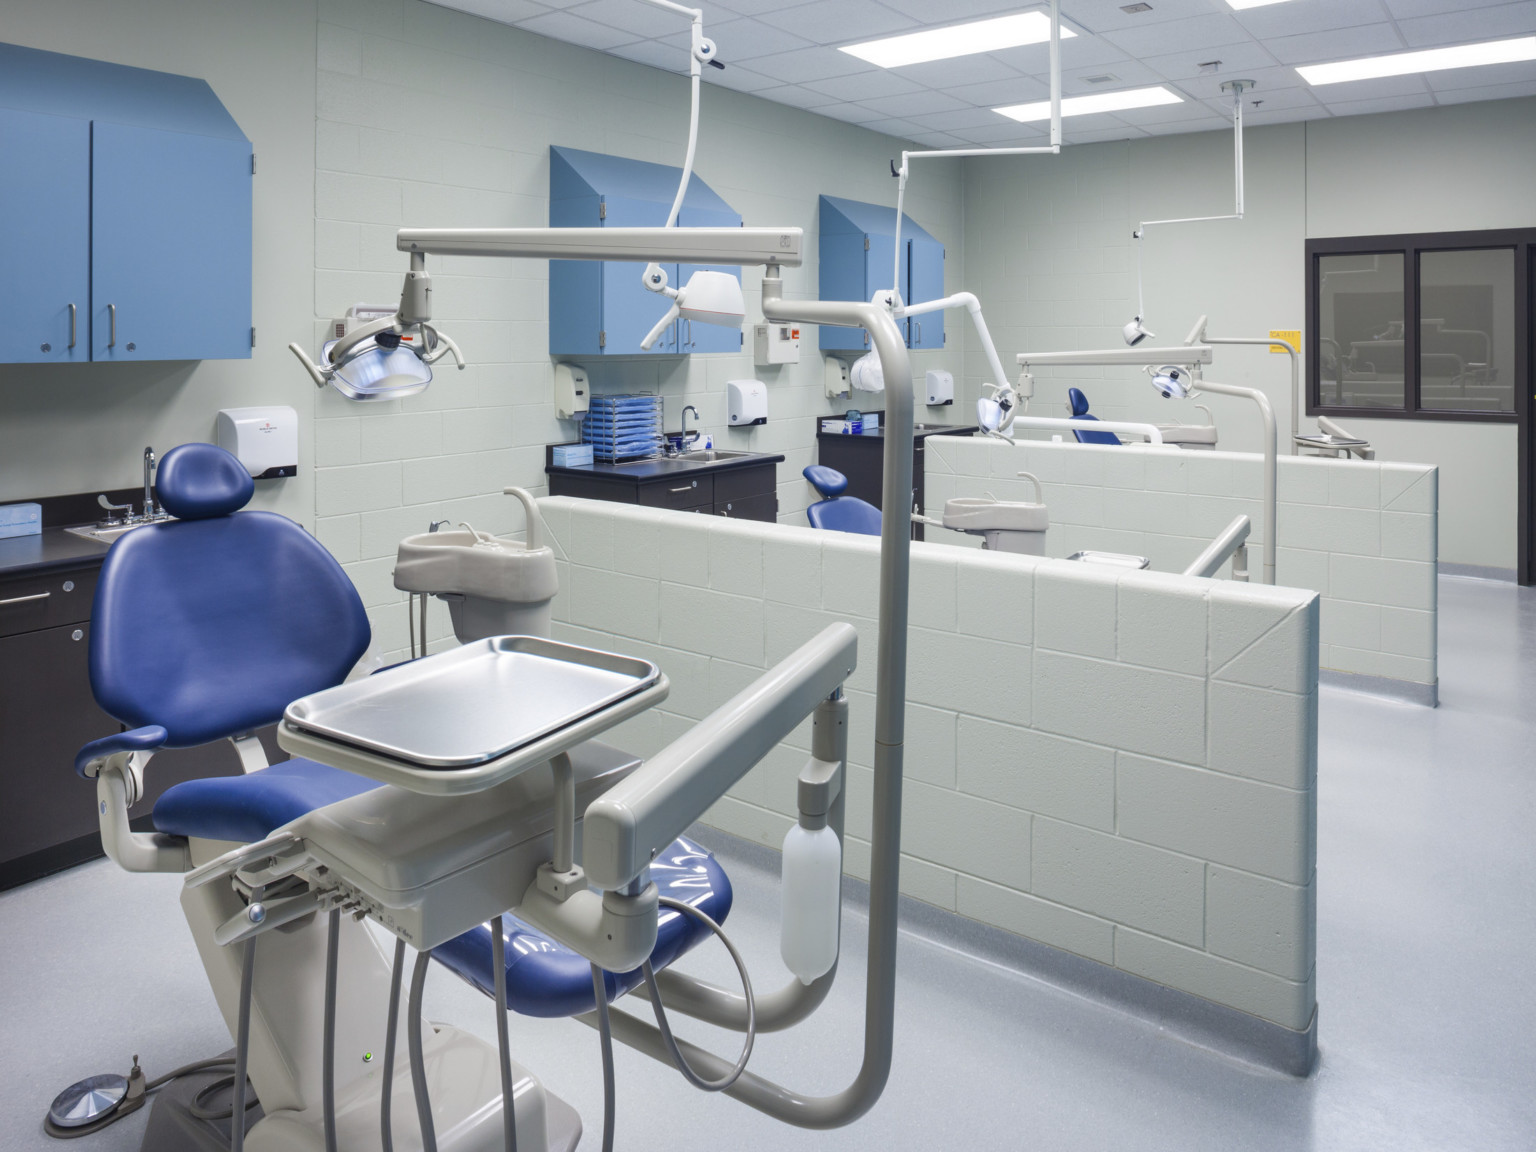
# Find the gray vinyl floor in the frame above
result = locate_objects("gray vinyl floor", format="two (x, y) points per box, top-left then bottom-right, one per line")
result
(2, 574), (1533, 1151)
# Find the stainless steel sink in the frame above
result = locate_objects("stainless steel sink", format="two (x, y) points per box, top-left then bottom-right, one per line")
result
(676, 449), (755, 462)
(65, 517), (175, 543)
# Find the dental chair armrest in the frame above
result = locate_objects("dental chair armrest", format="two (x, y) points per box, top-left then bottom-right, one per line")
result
(75, 726), (168, 779)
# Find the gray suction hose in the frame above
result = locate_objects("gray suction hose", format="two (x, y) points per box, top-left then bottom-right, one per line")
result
(322, 909), (340, 1152)
(229, 937), (256, 1152)
(408, 950), (438, 1152)
(380, 937), (406, 1152)
(491, 916), (518, 1152)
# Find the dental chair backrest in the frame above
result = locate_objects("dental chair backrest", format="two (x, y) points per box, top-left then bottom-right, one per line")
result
(803, 465), (882, 537)
(1067, 387), (1122, 446)
(91, 443), (371, 747)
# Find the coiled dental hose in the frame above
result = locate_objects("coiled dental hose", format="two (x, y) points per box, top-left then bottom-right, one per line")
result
(641, 896), (757, 1093)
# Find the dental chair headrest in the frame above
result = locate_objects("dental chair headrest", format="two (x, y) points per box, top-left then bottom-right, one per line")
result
(156, 443), (256, 520)
(1068, 388), (1091, 418)
(803, 465), (849, 500)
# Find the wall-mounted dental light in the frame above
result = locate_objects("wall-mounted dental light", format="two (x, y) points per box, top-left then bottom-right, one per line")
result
(639, 268), (745, 350)
(1123, 317), (1156, 347)
(1150, 365), (1193, 399)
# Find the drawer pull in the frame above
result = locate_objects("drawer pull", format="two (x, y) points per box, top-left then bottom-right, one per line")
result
(669, 482), (697, 493)
(0, 592), (50, 607)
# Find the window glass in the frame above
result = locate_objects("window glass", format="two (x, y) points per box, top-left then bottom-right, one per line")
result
(1317, 253), (1405, 409)
(1419, 248), (1516, 413)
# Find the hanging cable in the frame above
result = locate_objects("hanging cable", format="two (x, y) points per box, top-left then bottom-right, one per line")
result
(491, 917), (519, 1152)
(408, 950), (438, 1152)
(640, 897), (756, 1093)
(322, 909), (341, 1152)
(380, 937), (406, 1152)
(590, 965), (617, 1152)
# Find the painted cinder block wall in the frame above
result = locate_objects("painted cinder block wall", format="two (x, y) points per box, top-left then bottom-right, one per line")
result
(924, 434), (1438, 691)
(538, 495), (1320, 1035)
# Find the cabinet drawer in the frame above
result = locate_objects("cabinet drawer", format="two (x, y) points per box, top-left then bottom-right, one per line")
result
(715, 492), (777, 522)
(0, 566), (99, 638)
(639, 474), (713, 511)
(714, 463), (776, 504)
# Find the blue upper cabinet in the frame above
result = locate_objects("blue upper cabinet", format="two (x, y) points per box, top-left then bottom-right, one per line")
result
(818, 195), (945, 352)
(0, 108), (90, 364)
(549, 146), (742, 357)
(0, 43), (252, 364)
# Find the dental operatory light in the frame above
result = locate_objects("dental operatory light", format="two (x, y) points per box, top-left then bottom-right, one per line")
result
(1149, 364), (1194, 400)
(1123, 317), (1155, 347)
(994, 85), (1181, 122)
(289, 292), (464, 401)
(1299, 36), (1536, 86)
(840, 11), (1075, 69)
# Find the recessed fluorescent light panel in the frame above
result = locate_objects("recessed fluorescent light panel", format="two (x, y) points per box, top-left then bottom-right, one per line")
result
(1299, 36), (1536, 85)
(840, 11), (1076, 69)
(1226, 1), (1297, 9)
(995, 85), (1182, 122)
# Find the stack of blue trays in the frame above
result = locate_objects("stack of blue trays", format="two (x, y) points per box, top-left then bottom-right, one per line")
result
(582, 394), (664, 462)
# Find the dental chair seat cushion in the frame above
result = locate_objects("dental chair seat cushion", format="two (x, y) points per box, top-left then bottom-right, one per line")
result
(151, 759), (383, 844)
(432, 835), (733, 1018)
(806, 497), (882, 536)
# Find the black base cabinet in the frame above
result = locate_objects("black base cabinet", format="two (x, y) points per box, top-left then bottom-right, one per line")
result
(547, 455), (783, 522)
(815, 420), (976, 541)
(0, 561), (266, 891)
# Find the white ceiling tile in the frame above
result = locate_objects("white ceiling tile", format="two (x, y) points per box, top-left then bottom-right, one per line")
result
(709, 0), (818, 12)
(802, 69), (928, 102)
(1231, 84), (1326, 111)
(1060, 0), (1228, 36)
(700, 63), (784, 94)
(954, 121), (1052, 145)
(1318, 92), (1439, 117)
(756, 0), (919, 43)
(906, 130), (976, 148)
(907, 106), (1022, 131)
(1115, 99), (1227, 124)
(945, 75), (1051, 107)
(892, 55), (1023, 90)
(1299, 73), (1433, 101)
(1099, 13), (1254, 57)
(755, 83), (843, 109)
(423, 0), (551, 26)
(1424, 59), (1536, 89)
(1397, 2), (1536, 47)
(747, 45), (875, 84)
(514, 9), (643, 50)
(994, 36), (1135, 75)
(1431, 77), (1536, 103)
(1262, 23), (1409, 66)
(1230, 0), (1391, 38)
(567, 0), (684, 38)
(708, 17), (817, 62)
(865, 89), (973, 118)
(1135, 41), (1280, 82)
(1384, 0), (1532, 18)
(878, 0), (1024, 21)
(860, 115), (927, 139)
(1063, 125), (1149, 143)
(815, 101), (890, 124)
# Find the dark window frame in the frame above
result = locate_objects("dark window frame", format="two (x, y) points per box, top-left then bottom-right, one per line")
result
(1305, 228), (1534, 426)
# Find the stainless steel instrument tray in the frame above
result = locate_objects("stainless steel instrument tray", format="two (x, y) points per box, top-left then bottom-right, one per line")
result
(283, 636), (660, 769)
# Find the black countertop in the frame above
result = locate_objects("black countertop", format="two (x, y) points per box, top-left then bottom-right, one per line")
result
(0, 527), (110, 579)
(816, 420), (978, 441)
(545, 450), (785, 483)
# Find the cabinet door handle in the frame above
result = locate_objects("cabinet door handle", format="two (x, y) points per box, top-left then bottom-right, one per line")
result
(669, 482), (697, 493)
(108, 303), (116, 348)
(68, 302), (77, 349)
(0, 591), (50, 607)
(914, 320), (922, 344)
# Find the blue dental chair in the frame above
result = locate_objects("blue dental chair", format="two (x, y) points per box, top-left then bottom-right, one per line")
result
(1067, 387), (1123, 446)
(76, 443), (730, 1029)
(803, 465), (882, 536)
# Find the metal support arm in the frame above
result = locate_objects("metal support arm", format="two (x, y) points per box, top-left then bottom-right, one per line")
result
(1183, 515), (1251, 580)
(1197, 379), (1277, 584)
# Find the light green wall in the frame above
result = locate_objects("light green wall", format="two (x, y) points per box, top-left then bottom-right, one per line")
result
(960, 98), (1536, 570)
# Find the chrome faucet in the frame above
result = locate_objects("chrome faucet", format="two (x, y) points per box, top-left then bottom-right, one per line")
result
(142, 447), (158, 521)
(679, 405), (700, 453)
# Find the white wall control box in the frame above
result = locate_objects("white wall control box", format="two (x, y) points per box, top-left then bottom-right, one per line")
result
(754, 323), (800, 365)
(217, 406), (298, 479)
(926, 369), (954, 406)
(554, 363), (589, 420)
(727, 380), (768, 426)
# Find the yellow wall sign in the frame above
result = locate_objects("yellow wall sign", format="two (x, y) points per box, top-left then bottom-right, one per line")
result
(1269, 329), (1301, 354)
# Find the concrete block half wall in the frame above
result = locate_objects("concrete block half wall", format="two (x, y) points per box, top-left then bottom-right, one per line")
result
(537, 495), (1320, 1049)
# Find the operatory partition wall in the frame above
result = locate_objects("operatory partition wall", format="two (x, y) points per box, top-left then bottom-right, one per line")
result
(538, 495), (1321, 1074)
(923, 435), (1438, 703)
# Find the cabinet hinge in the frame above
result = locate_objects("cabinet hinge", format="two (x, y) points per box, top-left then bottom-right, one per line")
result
(599, 330), (606, 348)
(251, 154), (256, 175)
(250, 326), (256, 348)
(864, 236), (870, 251)
(599, 202), (607, 220)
